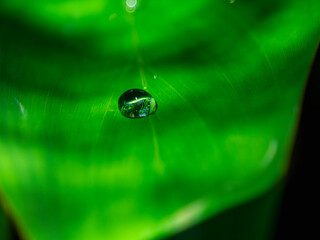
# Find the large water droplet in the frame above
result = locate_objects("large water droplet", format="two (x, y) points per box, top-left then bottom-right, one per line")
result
(118, 89), (157, 119)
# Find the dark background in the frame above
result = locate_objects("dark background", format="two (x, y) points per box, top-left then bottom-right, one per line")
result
(273, 45), (319, 239)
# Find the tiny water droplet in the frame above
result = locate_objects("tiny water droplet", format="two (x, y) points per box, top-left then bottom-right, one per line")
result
(126, 0), (137, 13)
(118, 89), (157, 119)
(153, 75), (157, 79)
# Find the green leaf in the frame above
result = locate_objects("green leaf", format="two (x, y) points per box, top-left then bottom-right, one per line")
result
(0, 0), (319, 239)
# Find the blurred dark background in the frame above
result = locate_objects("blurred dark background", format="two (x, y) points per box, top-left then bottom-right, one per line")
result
(273, 45), (319, 239)
(6, 46), (320, 240)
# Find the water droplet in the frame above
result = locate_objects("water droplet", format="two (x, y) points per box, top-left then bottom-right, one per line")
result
(118, 89), (157, 119)
(126, 0), (137, 13)
(153, 75), (157, 79)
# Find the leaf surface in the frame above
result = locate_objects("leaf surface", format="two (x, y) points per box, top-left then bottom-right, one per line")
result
(0, 0), (319, 239)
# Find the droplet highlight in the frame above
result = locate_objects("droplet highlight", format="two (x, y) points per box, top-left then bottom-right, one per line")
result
(118, 89), (157, 119)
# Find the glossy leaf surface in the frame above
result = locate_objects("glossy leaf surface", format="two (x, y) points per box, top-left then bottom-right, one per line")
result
(0, 0), (319, 239)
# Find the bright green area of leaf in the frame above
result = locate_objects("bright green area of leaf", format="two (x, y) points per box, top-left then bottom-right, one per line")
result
(0, 0), (319, 240)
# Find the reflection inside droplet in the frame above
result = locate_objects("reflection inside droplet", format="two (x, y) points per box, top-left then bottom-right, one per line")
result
(118, 89), (157, 119)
